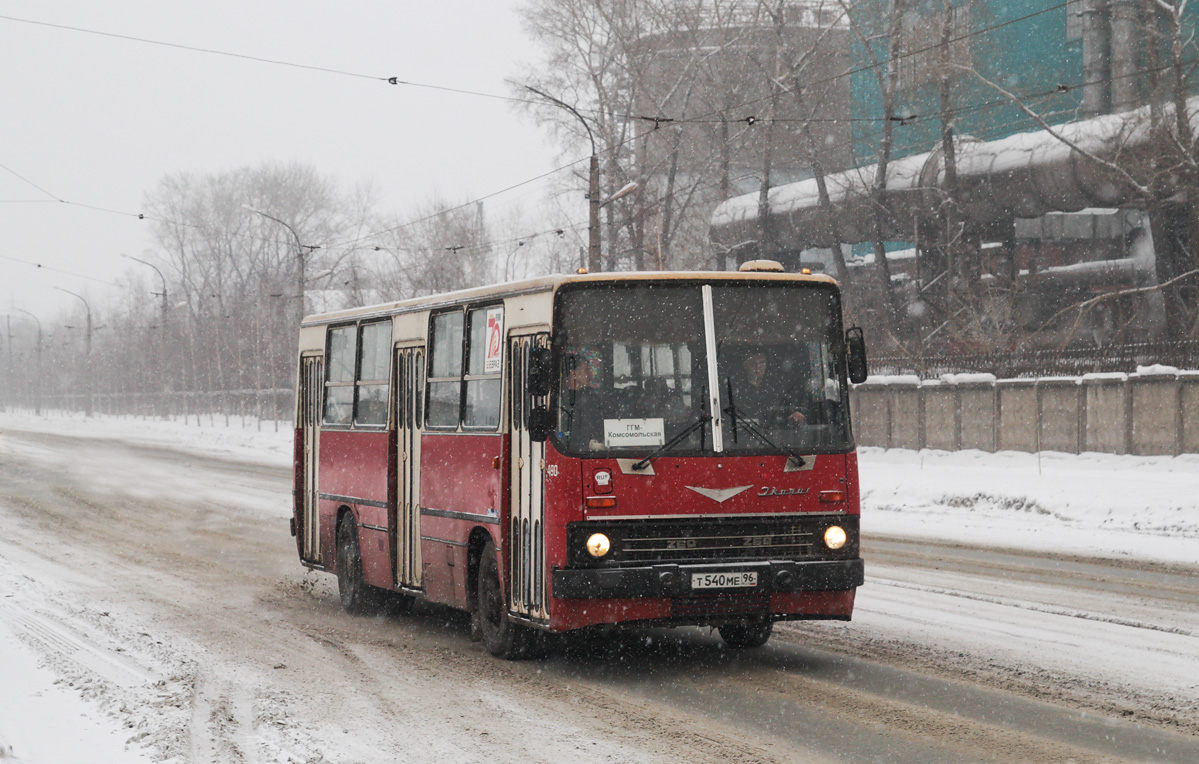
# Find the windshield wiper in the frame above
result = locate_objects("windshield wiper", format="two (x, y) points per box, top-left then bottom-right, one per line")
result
(631, 386), (710, 471)
(722, 378), (806, 468)
(631, 412), (711, 471)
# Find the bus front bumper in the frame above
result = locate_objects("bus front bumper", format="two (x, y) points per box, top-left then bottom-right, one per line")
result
(551, 558), (863, 600)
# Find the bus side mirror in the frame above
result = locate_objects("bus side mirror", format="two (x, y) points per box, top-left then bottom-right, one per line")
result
(528, 347), (553, 397)
(528, 406), (553, 442)
(846, 327), (868, 384)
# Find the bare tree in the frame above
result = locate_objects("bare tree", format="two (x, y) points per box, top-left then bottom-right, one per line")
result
(142, 160), (372, 402)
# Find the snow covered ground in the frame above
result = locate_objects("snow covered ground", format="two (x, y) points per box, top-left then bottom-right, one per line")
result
(1, 410), (1197, 762)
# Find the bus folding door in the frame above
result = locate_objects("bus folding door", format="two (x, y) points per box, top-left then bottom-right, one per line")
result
(298, 354), (323, 565)
(508, 333), (549, 621)
(394, 345), (424, 589)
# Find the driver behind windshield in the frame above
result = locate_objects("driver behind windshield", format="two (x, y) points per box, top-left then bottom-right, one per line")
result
(731, 348), (809, 427)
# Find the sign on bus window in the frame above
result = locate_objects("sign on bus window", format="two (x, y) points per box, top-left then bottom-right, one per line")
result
(484, 307), (503, 374)
(465, 306), (503, 429)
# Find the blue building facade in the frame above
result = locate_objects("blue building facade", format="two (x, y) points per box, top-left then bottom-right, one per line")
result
(848, 0), (1195, 163)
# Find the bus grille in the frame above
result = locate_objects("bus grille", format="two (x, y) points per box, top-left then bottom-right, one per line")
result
(567, 514), (856, 568)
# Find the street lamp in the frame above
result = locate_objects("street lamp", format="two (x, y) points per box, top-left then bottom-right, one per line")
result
(15, 309), (42, 416)
(122, 253), (170, 416)
(242, 206), (321, 328)
(55, 287), (93, 417)
(121, 253), (168, 335)
(526, 86), (602, 272)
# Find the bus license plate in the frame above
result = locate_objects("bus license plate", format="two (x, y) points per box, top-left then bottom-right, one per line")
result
(691, 571), (758, 590)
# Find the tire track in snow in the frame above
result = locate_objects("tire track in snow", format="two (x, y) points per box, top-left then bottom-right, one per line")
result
(868, 577), (1199, 637)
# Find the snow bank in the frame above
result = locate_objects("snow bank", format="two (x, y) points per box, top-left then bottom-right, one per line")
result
(860, 447), (1199, 566)
(0, 411), (292, 468)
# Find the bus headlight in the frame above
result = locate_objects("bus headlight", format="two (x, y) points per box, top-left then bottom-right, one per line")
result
(586, 533), (611, 558)
(823, 525), (847, 550)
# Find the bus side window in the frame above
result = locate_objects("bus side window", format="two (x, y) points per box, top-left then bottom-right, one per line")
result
(426, 311), (464, 428)
(324, 325), (356, 425)
(464, 306), (503, 429)
(355, 321), (391, 426)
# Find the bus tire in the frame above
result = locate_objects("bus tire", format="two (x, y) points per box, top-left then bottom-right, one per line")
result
(336, 514), (384, 616)
(718, 618), (773, 649)
(477, 538), (539, 659)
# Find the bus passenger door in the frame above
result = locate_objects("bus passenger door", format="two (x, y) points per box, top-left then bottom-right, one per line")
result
(298, 353), (322, 565)
(395, 345), (425, 590)
(508, 333), (549, 621)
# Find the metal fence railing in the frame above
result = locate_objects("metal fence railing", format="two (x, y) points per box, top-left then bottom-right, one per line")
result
(1, 389), (295, 429)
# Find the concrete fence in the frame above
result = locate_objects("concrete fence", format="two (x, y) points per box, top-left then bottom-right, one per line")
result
(850, 368), (1199, 455)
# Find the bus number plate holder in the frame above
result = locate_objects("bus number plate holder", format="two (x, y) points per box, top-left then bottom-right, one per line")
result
(691, 571), (758, 590)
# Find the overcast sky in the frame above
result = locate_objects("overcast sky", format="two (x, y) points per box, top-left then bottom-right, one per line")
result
(0, 0), (564, 323)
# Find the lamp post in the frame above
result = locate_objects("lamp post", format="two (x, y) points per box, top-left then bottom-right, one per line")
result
(526, 86), (601, 272)
(122, 253), (169, 416)
(121, 253), (168, 337)
(15, 309), (42, 416)
(55, 287), (93, 417)
(242, 206), (320, 329)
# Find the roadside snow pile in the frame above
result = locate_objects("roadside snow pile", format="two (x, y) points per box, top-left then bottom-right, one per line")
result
(0, 553), (160, 764)
(860, 447), (1199, 565)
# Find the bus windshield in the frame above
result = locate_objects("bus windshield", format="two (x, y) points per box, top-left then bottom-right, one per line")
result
(553, 282), (852, 457)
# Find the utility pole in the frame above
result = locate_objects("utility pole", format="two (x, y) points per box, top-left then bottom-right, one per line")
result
(56, 287), (93, 417)
(1081, 0), (1112, 117)
(526, 86), (602, 272)
(16, 309), (42, 416)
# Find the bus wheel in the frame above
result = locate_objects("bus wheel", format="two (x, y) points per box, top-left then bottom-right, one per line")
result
(477, 538), (540, 659)
(336, 515), (383, 616)
(718, 618), (773, 649)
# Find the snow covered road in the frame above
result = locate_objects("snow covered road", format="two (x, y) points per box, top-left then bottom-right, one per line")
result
(1, 414), (1197, 763)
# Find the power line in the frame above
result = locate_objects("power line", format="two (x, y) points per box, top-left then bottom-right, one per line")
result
(0, 252), (123, 288)
(0, 160), (63, 201)
(6, 54), (1182, 263)
(0, 13), (548, 108)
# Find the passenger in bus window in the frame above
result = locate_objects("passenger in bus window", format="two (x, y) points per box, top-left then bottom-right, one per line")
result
(735, 350), (807, 426)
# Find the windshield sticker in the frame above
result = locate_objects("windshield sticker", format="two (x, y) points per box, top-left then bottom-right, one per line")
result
(603, 418), (665, 448)
(484, 307), (504, 373)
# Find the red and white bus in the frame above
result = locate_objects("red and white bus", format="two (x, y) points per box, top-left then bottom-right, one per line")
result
(293, 263), (868, 658)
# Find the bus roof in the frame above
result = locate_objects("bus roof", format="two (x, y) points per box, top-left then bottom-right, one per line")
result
(301, 269), (839, 327)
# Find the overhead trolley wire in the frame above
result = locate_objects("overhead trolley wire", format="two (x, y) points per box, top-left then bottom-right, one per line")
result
(1, 3), (1180, 275)
(0, 13), (552, 109)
